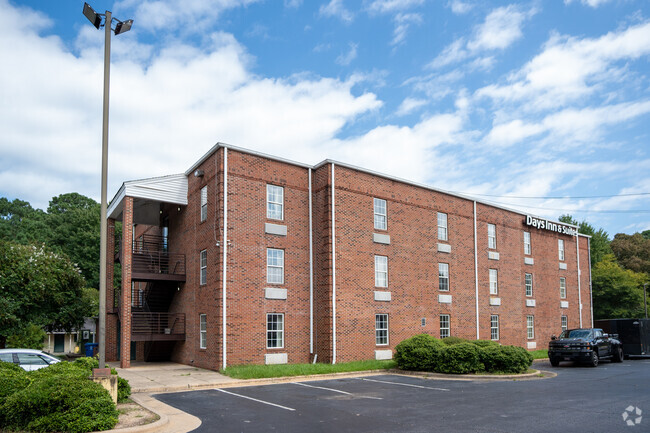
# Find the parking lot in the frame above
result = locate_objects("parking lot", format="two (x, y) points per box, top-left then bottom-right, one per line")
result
(156, 359), (650, 432)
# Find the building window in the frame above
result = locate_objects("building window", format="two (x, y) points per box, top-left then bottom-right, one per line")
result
(375, 314), (389, 345)
(560, 277), (566, 299)
(374, 198), (387, 230)
(490, 315), (499, 341)
(437, 212), (448, 241)
(525, 273), (533, 297)
(558, 239), (565, 261)
(267, 249), (284, 284)
(375, 255), (388, 288)
(440, 314), (450, 339)
(266, 313), (284, 349)
(489, 269), (498, 295)
(200, 250), (207, 285)
(527, 315), (535, 339)
(524, 232), (531, 255)
(561, 315), (568, 331)
(488, 224), (497, 249)
(199, 314), (207, 349)
(267, 185), (284, 220)
(439, 263), (449, 291)
(200, 186), (208, 222)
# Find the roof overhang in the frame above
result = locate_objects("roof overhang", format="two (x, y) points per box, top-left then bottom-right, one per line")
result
(108, 174), (188, 225)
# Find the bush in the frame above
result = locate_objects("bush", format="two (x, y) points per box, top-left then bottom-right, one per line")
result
(440, 336), (467, 346)
(470, 340), (500, 348)
(0, 361), (31, 410)
(394, 334), (445, 371)
(480, 346), (533, 374)
(111, 367), (131, 402)
(6, 324), (48, 350)
(436, 343), (484, 374)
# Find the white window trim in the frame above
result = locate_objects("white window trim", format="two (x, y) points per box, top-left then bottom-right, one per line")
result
(375, 314), (389, 346)
(373, 198), (387, 231)
(527, 315), (535, 339)
(488, 224), (496, 250)
(200, 249), (207, 286)
(439, 263), (449, 291)
(561, 315), (568, 331)
(375, 255), (388, 288)
(490, 315), (499, 341)
(199, 314), (207, 349)
(437, 212), (448, 241)
(558, 239), (565, 261)
(200, 186), (208, 222)
(267, 248), (285, 285)
(489, 269), (498, 295)
(266, 184), (284, 221)
(440, 314), (450, 339)
(524, 232), (531, 255)
(525, 273), (533, 297)
(266, 313), (284, 349)
(560, 277), (567, 299)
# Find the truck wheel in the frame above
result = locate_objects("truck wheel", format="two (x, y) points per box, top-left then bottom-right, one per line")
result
(550, 357), (560, 367)
(588, 352), (599, 367)
(613, 347), (624, 363)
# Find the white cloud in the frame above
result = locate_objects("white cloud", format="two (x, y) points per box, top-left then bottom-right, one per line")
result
(285, 0), (303, 7)
(448, 0), (473, 14)
(467, 5), (531, 51)
(564, 0), (613, 8)
(396, 97), (427, 116)
(366, 0), (425, 14)
(336, 42), (358, 65)
(391, 12), (422, 46)
(319, 0), (354, 23)
(477, 22), (650, 110)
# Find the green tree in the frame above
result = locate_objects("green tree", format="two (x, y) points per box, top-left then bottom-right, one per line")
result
(0, 240), (93, 348)
(610, 232), (650, 274)
(6, 324), (47, 350)
(0, 198), (51, 245)
(558, 214), (612, 266)
(46, 193), (101, 289)
(591, 254), (646, 320)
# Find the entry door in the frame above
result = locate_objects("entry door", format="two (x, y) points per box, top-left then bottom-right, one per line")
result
(54, 334), (65, 353)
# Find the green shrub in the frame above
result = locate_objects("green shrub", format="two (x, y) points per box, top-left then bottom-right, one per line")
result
(0, 361), (31, 411)
(394, 334), (445, 371)
(436, 343), (484, 374)
(480, 346), (533, 374)
(111, 368), (132, 402)
(2, 373), (118, 432)
(6, 324), (48, 350)
(470, 340), (500, 348)
(74, 356), (99, 371)
(440, 336), (467, 346)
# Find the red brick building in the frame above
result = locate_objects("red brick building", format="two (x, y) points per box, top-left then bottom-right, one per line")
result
(105, 143), (592, 370)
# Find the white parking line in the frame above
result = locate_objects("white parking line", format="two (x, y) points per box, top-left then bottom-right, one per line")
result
(358, 377), (450, 391)
(292, 382), (383, 400)
(214, 388), (296, 411)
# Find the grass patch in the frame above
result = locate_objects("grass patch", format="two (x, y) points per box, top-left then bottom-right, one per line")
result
(529, 349), (548, 360)
(221, 359), (397, 379)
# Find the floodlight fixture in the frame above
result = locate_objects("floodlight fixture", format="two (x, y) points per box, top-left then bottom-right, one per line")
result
(114, 19), (133, 35)
(83, 2), (102, 29)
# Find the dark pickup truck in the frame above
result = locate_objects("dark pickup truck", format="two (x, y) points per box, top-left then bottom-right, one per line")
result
(548, 328), (624, 367)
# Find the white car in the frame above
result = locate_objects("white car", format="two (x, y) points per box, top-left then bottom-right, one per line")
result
(0, 348), (61, 371)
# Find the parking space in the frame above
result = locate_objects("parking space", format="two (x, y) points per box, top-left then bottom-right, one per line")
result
(156, 360), (650, 432)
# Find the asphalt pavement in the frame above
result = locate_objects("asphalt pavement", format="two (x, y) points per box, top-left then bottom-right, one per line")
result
(155, 358), (650, 433)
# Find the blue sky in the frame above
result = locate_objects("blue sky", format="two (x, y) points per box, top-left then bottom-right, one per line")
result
(0, 0), (649, 237)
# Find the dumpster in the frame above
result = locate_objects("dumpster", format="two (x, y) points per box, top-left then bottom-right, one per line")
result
(84, 343), (98, 357)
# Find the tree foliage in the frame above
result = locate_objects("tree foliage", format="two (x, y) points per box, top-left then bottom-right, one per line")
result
(591, 254), (645, 320)
(610, 233), (650, 274)
(0, 240), (94, 348)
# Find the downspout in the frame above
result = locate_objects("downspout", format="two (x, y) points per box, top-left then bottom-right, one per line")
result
(309, 168), (314, 356)
(587, 238), (594, 328)
(222, 147), (229, 370)
(331, 163), (337, 364)
(473, 201), (480, 340)
(576, 233), (582, 328)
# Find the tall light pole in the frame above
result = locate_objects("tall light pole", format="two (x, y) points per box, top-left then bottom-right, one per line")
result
(83, 3), (133, 369)
(644, 283), (648, 319)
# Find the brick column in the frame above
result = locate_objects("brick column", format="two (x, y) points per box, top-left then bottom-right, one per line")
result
(106, 218), (118, 361)
(120, 197), (134, 368)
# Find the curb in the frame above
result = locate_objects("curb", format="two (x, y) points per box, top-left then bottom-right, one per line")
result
(101, 395), (169, 433)
(388, 368), (555, 381)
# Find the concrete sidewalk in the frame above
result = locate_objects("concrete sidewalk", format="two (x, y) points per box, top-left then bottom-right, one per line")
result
(108, 362), (239, 393)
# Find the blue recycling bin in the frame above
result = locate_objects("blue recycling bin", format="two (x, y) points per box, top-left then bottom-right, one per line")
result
(84, 343), (98, 357)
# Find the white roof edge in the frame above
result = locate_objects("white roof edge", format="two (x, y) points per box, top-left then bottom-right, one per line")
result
(107, 173), (187, 220)
(107, 183), (127, 220)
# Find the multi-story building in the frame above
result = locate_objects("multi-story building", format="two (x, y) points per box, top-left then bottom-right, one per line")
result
(105, 143), (592, 369)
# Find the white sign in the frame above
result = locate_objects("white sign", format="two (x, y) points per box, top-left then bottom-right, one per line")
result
(525, 215), (577, 236)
